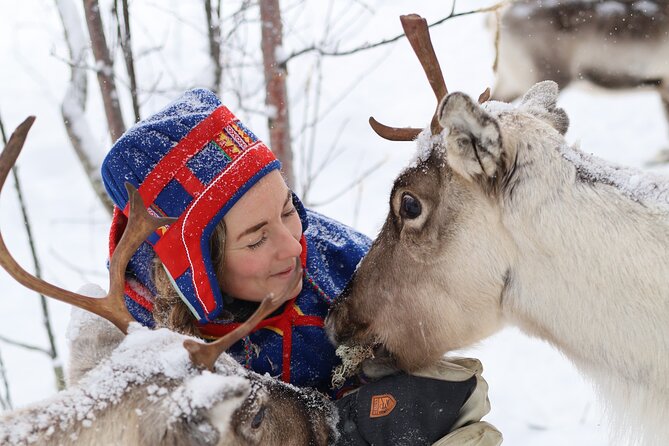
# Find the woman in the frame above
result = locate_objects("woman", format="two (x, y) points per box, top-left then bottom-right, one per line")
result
(101, 88), (501, 445)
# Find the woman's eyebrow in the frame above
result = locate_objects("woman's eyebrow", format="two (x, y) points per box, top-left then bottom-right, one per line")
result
(236, 190), (292, 242)
(237, 221), (267, 242)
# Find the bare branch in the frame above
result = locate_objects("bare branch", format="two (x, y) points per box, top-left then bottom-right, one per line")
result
(0, 112), (65, 390)
(55, 0), (114, 215)
(260, 0), (294, 186)
(492, 6), (502, 74)
(83, 0), (126, 142)
(204, 0), (223, 93)
(283, 1), (508, 63)
(0, 349), (12, 410)
(114, 0), (141, 123)
(308, 157), (387, 208)
(0, 334), (51, 357)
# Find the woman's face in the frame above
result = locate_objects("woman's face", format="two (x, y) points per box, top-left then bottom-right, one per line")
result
(220, 170), (303, 303)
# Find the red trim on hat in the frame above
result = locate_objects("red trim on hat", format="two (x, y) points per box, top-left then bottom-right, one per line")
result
(108, 206), (125, 260)
(174, 166), (206, 197)
(138, 106), (235, 207)
(126, 280), (154, 312)
(154, 143), (278, 316)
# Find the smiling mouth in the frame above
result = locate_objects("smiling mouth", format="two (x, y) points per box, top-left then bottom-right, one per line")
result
(274, 265), (295, 277)
(273, 258), (302, 279)
(269, 258), (303, 301)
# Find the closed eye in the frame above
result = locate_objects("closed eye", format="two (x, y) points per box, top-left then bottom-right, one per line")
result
(282, 207), (297, 218)
(248, 235), (267, 250)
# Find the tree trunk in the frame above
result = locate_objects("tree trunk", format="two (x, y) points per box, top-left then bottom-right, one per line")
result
(204, 0), (223, 94)
(259, 0), (294, 187)
(56, 0), (115, 214)
(115, 0), (140, 124)
(83, 0), (126, 142)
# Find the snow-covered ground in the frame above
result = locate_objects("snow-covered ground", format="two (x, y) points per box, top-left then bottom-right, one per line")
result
(1, 1), (668, 444)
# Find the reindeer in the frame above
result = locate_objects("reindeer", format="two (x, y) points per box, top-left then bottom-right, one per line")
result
(492, 0), (669, 134)
(0, 118), (337, 446)
(326, 13), (669, 446)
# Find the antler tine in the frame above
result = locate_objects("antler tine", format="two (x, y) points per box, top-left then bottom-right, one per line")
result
(104, 183), (176, 330)
(0, 117), (174, 334)
(400, 14), (448, 104)
(400, 14), (448, 135)
(478, 87), (491, 104)
(369, 117), (422, 142)
(368, 14), (448, 141)
(183, 257), (302, 370)
(183, 294), (284, 371)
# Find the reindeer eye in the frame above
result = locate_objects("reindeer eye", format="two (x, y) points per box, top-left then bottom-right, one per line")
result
(400, 193), (422, 219)
(251, 406), (265, 429)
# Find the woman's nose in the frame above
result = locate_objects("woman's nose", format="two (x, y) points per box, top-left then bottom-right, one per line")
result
(276, 224), (302, 259)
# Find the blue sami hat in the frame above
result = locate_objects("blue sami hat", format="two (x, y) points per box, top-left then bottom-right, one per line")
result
(101, 89), (281, 323)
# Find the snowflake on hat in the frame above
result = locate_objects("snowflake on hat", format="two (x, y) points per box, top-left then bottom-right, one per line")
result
(101, 89), (370, 395)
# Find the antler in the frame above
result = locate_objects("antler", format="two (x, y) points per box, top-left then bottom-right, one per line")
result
(369, 14), (447, 141)
(370, 14), (490, 142)
(0, 117), (174, 334)
(183, 294), (283, 371)
(1, 117), (296, 372)
(183, 256), (302, 371)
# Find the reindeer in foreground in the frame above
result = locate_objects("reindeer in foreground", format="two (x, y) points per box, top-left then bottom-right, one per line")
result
(493, 0), (669, 127)
(0, 118), (337, 446)
(327, 13), (669, 446)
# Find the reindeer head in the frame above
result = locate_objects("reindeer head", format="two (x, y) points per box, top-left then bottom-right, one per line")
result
(0, 118), (337, 445)
(326, 15), (570, 372)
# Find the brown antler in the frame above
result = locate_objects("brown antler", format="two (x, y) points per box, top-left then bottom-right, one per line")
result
(183, 257), (302, 370)
(369, 117), (422, 142)
(370, 14), (448, 141)
(369, 14), (492, 142)
(478, 87), (491, 104)
(2, 117), (296, 371)
(183, 294), (284, 371)
(0, 117), (175, 334)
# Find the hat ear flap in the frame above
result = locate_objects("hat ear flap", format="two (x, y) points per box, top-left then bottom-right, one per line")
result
(291, 192), (308, 232)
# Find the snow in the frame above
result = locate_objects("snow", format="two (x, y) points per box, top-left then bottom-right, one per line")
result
(561, 144), (669, 209)
(1, 1), (668, 445)
(0, 325), (248, 444)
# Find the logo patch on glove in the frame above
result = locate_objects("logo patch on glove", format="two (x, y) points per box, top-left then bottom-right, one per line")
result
(369, 393), (397, 418)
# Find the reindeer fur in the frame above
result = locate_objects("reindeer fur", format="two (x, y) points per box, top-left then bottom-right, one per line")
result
(1, 306), (337, 446)
(493, 0), (669, 126)
(327, 81), (669, 445)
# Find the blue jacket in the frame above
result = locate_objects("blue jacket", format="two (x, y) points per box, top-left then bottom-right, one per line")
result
(112, 207), (370, 395)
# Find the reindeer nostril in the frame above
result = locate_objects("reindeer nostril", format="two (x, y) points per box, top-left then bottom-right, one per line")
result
(400, 193), (422, 219)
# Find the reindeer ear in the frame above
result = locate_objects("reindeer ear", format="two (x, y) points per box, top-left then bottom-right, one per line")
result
(519, 81), (569, 135)
(437, 92), (505, 184)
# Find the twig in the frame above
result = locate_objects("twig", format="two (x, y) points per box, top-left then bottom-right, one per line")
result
(0, 349), (12, 410)
(492, 5), (503, 73)
(0, 335), (51, 357)
(114, 0), (141, 123)
(55, 0), (115, 215)
(0, 112), (65, 390)
(83, 0), (126, 142)
(283, 1), (508, 63)
(260, 0), (295, 186)
(308, 157), (387, 208)
(204, 0), (223, 93)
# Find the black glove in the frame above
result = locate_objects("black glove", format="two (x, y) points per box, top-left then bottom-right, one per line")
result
(335, 372), (477, 446)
